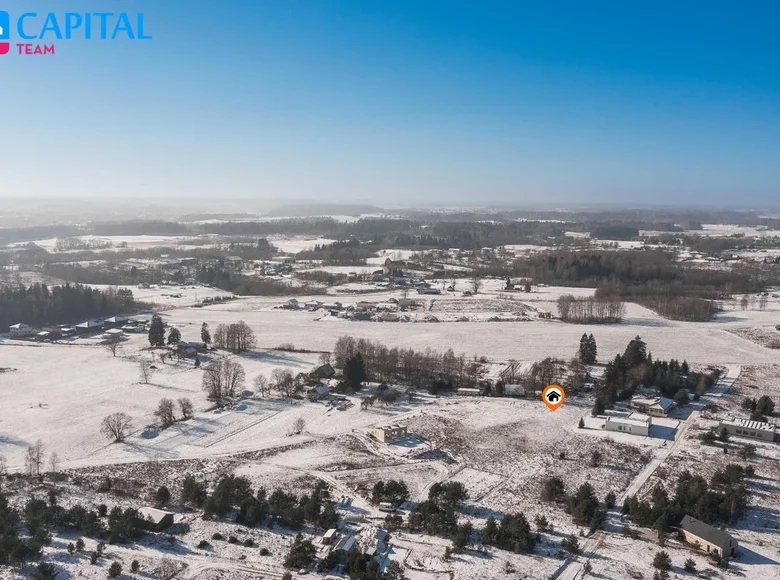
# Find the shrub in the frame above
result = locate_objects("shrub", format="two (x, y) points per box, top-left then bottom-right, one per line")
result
(75, 537), (85, 552)
(562, 534), (580, 554)
(211, 532), (224, 541)
(98, 504), (108, 517)
(228, 535), (239, 544)
(197, 540), (210, 549)
(33, 563), (57, 580)
(653, 551), (671, 570)
(684, 557), (696, 572)
(90, 551), (99, 565)
(605, 491), (616, 509)
(155, 486), (171, 506)
(108, 562), (122, 578)
(260, 547), (270, 556)
(243, 538), (255, 547)
(131, 560), (140, 572)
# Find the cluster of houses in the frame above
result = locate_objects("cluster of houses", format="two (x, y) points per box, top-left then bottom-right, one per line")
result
(283, 296), (425, 321)
(603, 395), (676, 437)
(8, 316), (147, 342)
(318, 526), (396, 573)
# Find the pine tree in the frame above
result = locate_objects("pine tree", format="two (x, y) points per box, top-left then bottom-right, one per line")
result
(588, 334), (597, 363)
(148, 315), (165, 347)
(344, 353), (367, 390)
(201, 322), (211, 345)
(167, 327), (182, 345)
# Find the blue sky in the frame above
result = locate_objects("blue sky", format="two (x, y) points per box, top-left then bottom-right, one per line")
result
(1, 1), (779, 206)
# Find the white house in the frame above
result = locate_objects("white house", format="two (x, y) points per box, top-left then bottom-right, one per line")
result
(604, 413), (652, 437)
(9, 323), (36, 338)
(630, 396), (674, 417)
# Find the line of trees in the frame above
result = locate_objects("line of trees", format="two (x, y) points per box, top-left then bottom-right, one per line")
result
(333, 335), (484, 391)
(624, 465), (753, 533)
(592, 336), (719, 413)
(557, 295), (626, 323)
(212, 321), (256, 353)
(0, 283), (138, 329)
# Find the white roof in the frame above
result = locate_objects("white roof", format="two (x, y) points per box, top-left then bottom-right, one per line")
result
(606, 413), (651, 427)
(323, 528), (337, 538)
(631, 396), (674, 411)
(138, 507), (174, 524)
(721, 417), (776, 433)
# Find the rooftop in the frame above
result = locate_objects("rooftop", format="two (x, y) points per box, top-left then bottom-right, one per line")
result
(606, 413), (652, 427)
(721, 417), (777, 433)
(680, 515), (734, 549)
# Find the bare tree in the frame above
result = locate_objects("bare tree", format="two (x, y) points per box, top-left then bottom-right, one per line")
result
(0, 455), (6, 476)
(202, 359), (246, 404)
(271, 368), (296, 399)
(155, 398), (177, 428)
(212, 321), (257, 353)
(759, 295), (768, 311)
(139, 360), (151, 384)
(178, 398), (194, 420)
(318, 352), (332, 366)
(103, 337), (122, 357)
(471, 277), (483, 294)
(25, 440), (45, 477)
(253, 373), (270, 397)
(740, 295), (749, 310)
(101, 413), (133, 442)
(292, 417), (306, 435)
(48, 451), (59, 475)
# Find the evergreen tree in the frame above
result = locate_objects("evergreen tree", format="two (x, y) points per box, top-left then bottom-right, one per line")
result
(344, 353), (367, 390)
(588, 334), (597, 363)
(167, 327), (181, 345)
(623, 336), (647, 368)
(201, 322), (211, 345)
(148, 315), (165, 347)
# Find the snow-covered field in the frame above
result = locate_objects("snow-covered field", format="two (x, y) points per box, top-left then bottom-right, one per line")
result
(0, 255), (779, 578)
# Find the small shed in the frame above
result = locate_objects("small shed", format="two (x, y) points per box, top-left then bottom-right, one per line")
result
(136, 507), (175, 532)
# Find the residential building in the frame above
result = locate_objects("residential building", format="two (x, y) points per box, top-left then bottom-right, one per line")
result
(679, 515), (737, 559)
(604, 413), (651, 437)
(9, 323), (36, 338)
(630, 396), (674, 417)
(372, 424), (407, 443)
(136, 507), (175, 532)
(719, 418), (776, 442)
(322, 528), (338, 545)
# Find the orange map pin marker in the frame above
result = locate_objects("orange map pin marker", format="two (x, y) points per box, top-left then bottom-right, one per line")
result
(542, 384), (565, 411)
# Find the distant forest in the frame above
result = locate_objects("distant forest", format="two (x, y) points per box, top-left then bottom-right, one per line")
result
(0, 283), (141, 329)
(510, 249), (772, 321)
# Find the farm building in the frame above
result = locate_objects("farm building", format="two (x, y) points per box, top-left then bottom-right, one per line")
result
(8, 323), (36, 338)
(102, 315), (129, 327)
(136, 507), (175, 532)
(604, 413), (651, 437)
(630, 396), (674, 417)
(679, 515), (738, 559)
(101, 328), (125, 340)
(718, 418), (776, 442)
(372, 424), (407, 443)
(311, 363), (336, 380)
(75, 320), (103, 334)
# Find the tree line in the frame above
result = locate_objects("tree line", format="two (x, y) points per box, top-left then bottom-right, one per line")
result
(0, 283), (139, 329)
(593, 336), (719, 414)
(557, 295), (626, 323)
(333, 335), (484, 391)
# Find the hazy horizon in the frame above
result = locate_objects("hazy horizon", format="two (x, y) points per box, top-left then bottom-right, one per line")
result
(2, 1), (779, 206)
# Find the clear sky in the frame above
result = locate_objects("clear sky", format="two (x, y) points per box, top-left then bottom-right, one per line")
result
(1, 1), (779, 207)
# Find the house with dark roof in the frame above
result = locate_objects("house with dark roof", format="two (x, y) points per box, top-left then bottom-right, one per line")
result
(679, 515), (737, 560)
